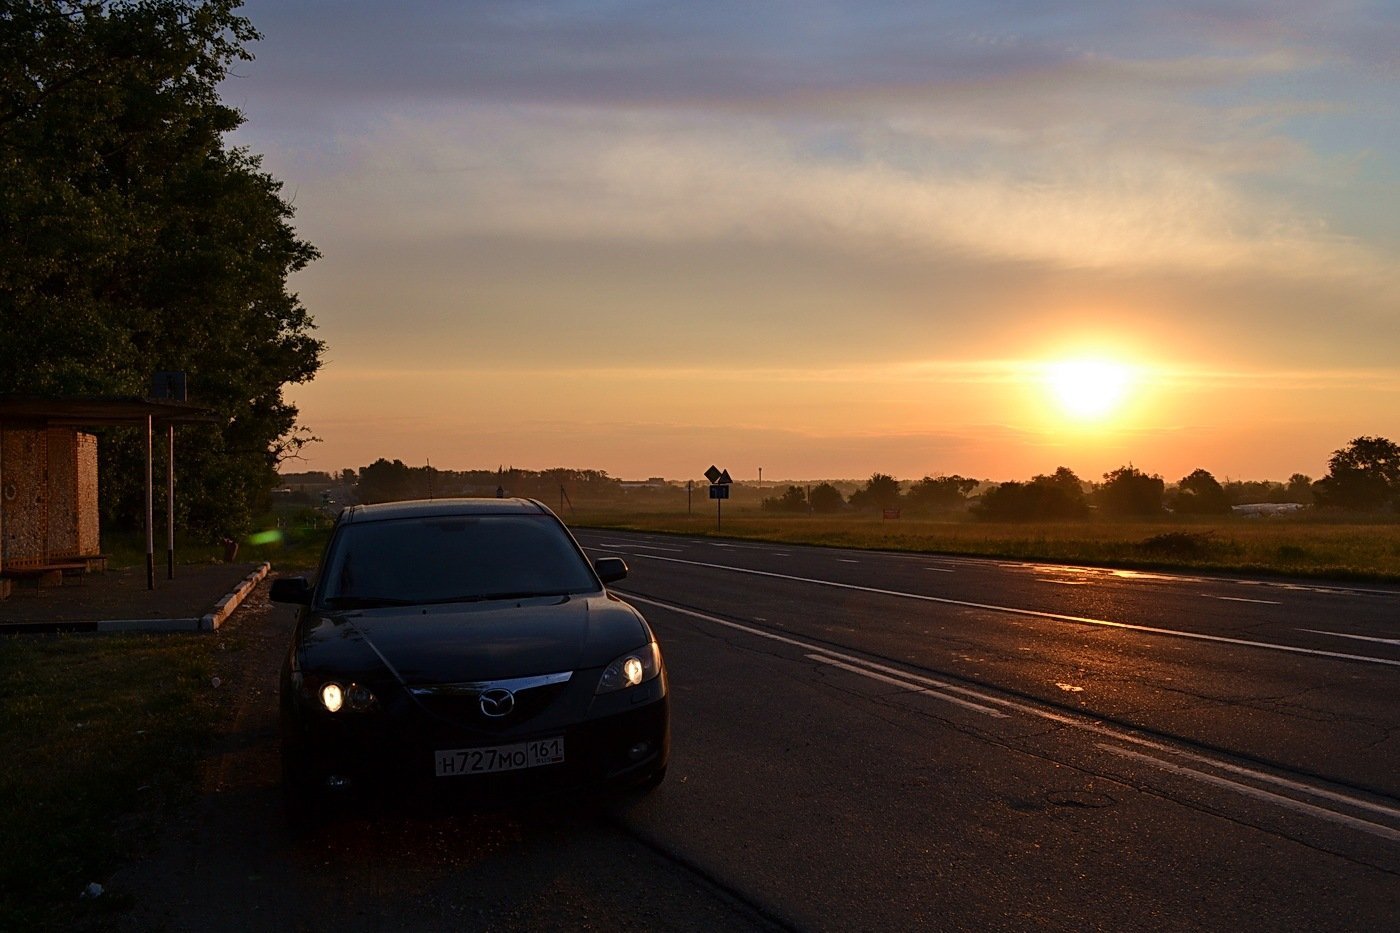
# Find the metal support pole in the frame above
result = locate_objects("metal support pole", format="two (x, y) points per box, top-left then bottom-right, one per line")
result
(716, 495), (722, 532)
(167, 423), (175, 580)
(687, 480), (692, 515)
(145, 415), (154, 590)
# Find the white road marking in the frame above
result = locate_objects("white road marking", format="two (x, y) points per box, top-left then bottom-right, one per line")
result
(1097, 744), (1400, 844)
(580, 531), (1400, 599)
(629, 555), (1400, 669)
(1203, 595), (1281, 605)
(923, 567), (955, 573)
(625, 592), (1400, 841)
(806, 655), (1007, 718)
(1040, 579), (1089, 586)
(583, 538), (685, 553)
(837, 559), (860, 564)
(623, 595), (1012, 720)
(1299, 629), (1400, 647)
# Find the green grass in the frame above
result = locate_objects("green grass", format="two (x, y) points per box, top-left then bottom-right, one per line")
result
(0, 631), (226, 931)
(102, 507), (332, 572)
(569, 510), (1400, 582)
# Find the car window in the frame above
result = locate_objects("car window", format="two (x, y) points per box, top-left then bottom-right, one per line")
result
(317, 514), (597, 606)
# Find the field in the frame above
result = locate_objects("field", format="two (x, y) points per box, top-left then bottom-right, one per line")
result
(569, 507), (1400, 582)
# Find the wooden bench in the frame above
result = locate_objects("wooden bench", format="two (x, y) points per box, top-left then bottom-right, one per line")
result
(2, 561), (91, 589)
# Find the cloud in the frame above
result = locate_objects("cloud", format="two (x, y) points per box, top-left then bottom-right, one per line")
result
(296, 103), (1387, 285)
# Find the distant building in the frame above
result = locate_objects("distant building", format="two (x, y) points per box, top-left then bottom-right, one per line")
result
(1232, 502), (1307, 517)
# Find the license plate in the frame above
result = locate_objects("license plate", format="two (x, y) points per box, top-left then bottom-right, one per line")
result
(434, 737), (565, 777)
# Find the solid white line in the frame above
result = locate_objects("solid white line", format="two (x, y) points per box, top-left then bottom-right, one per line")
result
(923, 567), (955, 573)
(837, 559), (860, 563)
(625, 594), (1016, 720)
(584, 539), (686, 553)
(1204, 595), (1281, 606)
(631, 555), (1400, 669)
(806, 655), (1007, 718)
(1097, 744), (1400, 844)
(629, 592), (1400, 830)
(1299, 629), (1400, 647)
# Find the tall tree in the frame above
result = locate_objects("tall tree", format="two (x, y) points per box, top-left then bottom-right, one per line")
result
(0, 0), (322, 537)
(1096, 465), (1165, 518)
(905, 475), (978, 514)
(761, 485), (808, 513)
(808, 482), (845, 513)
(1171, 468), (1231, 515)
(848, 473), (902, 511)
(1314, 436), (1400, 511)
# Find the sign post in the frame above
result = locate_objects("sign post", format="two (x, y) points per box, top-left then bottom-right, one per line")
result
(705, 466), (732, 531)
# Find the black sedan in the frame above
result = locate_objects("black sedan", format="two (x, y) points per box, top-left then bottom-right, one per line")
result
(270, 498), (669, 816)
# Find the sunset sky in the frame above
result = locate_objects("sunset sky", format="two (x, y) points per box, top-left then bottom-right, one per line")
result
(226, 1), (1399, 483)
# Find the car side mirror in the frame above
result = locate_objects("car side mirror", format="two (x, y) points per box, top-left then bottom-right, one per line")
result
(269, 576), (313, 605)
(593, 557), (628, 584)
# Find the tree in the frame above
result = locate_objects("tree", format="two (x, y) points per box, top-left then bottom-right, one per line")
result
(1284, 473), (1314, 505)
(0, 1), (322, 537)
(808, 483), (845, 513)
(1096, 465), (1165, 518)
(1171, 469), (1230, 515)
(1314, 436), (1400, 511)
(972, 467), (1087, 521)
(761, 485), (808, 513)
(905, 475), (978, 514)
(848, 473), (902, 511)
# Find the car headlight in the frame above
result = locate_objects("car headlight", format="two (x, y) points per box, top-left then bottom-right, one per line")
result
(596, 642), (662, 694)
(320, 682), (344, 712)
(312, 680), (378, 713)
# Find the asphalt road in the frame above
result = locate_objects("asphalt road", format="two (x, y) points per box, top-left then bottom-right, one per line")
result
(111, 533), (1400, 931)
(574, 528), (1400, 931)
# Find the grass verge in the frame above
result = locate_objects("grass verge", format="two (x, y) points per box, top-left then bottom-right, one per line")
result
(568, 511), (1400, 582)
(0, 630), (228, 931)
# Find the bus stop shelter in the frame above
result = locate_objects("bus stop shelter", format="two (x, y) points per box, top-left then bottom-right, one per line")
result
(0, 395), (215, 591)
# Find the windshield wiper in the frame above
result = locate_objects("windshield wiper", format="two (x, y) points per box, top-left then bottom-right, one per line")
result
(322, 595), (420, 609)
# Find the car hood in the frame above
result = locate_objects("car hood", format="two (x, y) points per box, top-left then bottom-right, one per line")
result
(299, 593), (649, 685)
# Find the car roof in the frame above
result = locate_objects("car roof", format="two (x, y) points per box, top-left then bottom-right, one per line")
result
(336, 498), (553, 524)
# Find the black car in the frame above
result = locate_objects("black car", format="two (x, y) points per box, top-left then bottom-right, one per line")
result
(270, 498), (669, 815)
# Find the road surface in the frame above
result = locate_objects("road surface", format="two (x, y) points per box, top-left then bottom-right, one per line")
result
(112, 531), (1400, 931)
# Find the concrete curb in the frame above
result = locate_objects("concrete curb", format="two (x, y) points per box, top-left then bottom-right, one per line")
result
(200, 562), (271, 631)
(0, 562), (272, 635)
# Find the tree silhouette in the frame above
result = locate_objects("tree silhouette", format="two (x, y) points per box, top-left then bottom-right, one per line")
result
(1097, 466), (1165, 518)
(1314, 436), (1399, 511)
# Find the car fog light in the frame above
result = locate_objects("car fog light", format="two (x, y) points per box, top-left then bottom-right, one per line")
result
(320, 683), (344, 713)
(325, 775), (351, 790)
(627, 742), (650, 761)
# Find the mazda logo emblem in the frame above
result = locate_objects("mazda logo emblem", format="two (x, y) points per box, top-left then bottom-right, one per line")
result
(479, 688), (515, 718)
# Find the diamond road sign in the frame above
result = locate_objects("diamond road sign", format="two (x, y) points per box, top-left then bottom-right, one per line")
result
(704, 465), (722, 484)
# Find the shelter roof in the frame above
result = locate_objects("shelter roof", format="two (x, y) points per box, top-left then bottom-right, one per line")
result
(0, 395), (216, 427)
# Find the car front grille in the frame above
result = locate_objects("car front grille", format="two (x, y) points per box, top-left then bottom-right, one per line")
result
(407, 671), (573, 729)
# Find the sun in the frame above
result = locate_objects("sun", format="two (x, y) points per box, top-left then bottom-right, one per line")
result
(1044, 357), (1134, 421)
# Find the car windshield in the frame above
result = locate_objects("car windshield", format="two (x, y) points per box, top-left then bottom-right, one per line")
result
(317, 514), (597, 607)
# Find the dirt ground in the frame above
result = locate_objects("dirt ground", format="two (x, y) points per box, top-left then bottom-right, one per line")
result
(100, 582), (774, 932)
